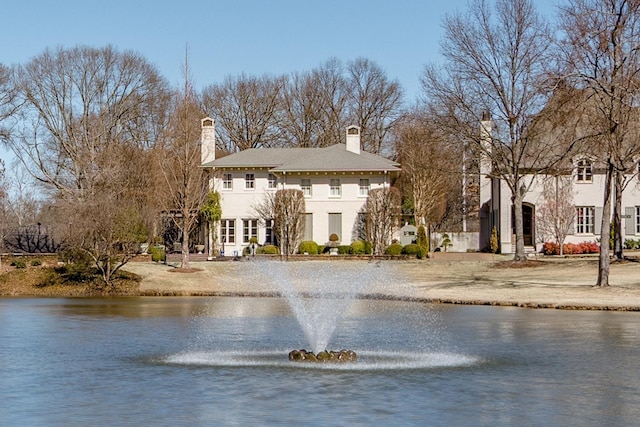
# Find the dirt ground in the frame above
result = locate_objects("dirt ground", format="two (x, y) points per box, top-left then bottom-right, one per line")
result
(121, 254), (640, 311)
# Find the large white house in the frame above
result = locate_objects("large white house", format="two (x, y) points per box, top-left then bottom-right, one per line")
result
(479, 116), (640, 254)
(200, 118), (401, 255)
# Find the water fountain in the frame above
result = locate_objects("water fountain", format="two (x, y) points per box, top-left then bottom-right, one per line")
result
(261, 260), (373, 361)
(162, 259), (479, 372)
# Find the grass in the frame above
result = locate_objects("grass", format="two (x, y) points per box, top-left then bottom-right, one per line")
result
(0, 262), (141, 296)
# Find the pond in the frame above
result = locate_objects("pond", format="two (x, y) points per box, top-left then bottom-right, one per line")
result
(1, 297), (639, 426)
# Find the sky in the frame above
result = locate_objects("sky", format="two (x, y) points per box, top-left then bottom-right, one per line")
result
(0, 0), (558, 166)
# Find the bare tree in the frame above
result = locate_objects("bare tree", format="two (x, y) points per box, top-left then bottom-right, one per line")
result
(366, 187), (402, 255)
(559, 0), (640, 285)
(8, 45), (170, 287)
(273, 189), (305, 257)
(10, 45), (170, 202)
(0, 63), (20, 145)
(346, 58), (404, 155)
(202, 73), (285, 151)
(395, 112), (460, 238)
(280, 70), (334, 148)
(0, 160), (7, 269)
(421, 0), (558, 261)
(158, 71), (208, 269)
(536, 175), (575, 255)
(312, 58), (351, 147)
(66, 145), (149, 287)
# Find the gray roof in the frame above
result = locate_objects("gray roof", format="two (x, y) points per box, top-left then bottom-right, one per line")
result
(203, 144), (400, 173)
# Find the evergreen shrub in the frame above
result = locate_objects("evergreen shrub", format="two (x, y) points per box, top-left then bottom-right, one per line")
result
(402, 243), (426, 259)
(337, 245), (351, 255)
(385, 243), (403, 256)
(298, 240), (319, 255)
(149, 246), (165, 262)
(259, 244), (279, 255)
(350, 240), (366, 255)
(10, 259), (26, 269)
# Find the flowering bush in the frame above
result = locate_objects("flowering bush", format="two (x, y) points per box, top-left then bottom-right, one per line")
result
(542, 241), (600, 255)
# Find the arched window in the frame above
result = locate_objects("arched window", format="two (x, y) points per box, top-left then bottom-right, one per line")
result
(576, 159), (592, 182)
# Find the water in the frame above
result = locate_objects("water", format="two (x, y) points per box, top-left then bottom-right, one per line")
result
(1, 297), (640, 426)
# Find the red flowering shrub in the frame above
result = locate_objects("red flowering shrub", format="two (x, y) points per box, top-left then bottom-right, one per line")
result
(542, 242), (559, 255)
(543, 241), (600, 255)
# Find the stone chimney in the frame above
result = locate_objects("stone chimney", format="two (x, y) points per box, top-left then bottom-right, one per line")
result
(346, 125), (361, 154)
(201, 117), (215, 165)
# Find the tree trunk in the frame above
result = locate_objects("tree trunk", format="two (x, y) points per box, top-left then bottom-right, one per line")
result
(596, 161), (614, 287)
(181, 217), (190, 269)
(613, 169), (624, 260)
(512, 189), (527, 261)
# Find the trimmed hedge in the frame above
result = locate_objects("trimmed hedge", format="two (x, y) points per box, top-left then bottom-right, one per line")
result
(298, 240), (319, 255)
(402, 243), (427, 259)
(350, 240), (366, 255)
(385, 243), (403, 256)
(258, 244), (279, 255)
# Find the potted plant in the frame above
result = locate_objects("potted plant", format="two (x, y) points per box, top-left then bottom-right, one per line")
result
(328, 233), (340, 255)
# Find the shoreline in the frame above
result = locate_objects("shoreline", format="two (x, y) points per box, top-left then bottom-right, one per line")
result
(122, 256), (640, 311)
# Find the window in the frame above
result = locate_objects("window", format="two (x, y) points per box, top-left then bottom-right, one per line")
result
(245, 173), (255, 189)
(222, 173), (232, 190)
(301, 179), (312, 197)
(268, 173), (277, 189)
(637, 206), (640, 234)
(221, 219), (235, 243)
(576, 206), (595, 234)
(577, 159), (592, 182)
(304, 213), (313, 241)
(243, 219), (258, 243)
(265, 219), (275, 245)
(330, 179), (341, 197)
(328, 213), (342, 240)
(359, 178), (370, 197)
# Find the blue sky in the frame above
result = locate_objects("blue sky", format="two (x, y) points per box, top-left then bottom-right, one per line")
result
(1, 0), (558, 166)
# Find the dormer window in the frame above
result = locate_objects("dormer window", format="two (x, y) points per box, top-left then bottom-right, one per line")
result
(576, 159), (592, 182)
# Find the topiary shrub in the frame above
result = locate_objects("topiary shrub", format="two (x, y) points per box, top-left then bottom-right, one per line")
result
(350, 240), (366, 255)
(385, 243), (403, 256)
(258, 244), (279, 255)
(363, 240), (372, 255)
(402, 243), (426, 259)
(329, 233), (339, 243)
(298, 240), (319, 255)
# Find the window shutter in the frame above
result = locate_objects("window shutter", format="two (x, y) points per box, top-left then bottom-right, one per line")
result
(594, 207), (603, 235)
(625, 206), (636, 235)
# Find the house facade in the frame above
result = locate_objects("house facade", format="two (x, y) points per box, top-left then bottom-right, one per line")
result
(200, 118), (401, 256)
(479, 117), (640, 254)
